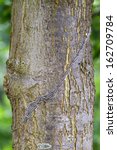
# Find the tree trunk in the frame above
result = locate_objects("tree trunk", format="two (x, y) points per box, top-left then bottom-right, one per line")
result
(4, 0), (94, 150)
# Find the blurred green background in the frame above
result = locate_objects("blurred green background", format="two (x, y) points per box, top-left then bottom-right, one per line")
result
(0, 0), (100, 150)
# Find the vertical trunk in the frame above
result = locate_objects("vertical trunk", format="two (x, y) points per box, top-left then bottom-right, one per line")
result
(4, 0), (94, 150)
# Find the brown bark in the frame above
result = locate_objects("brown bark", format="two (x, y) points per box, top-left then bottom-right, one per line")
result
(4, 0), (94, 150)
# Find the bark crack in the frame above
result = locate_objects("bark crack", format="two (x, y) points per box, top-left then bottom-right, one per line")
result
(23, 28), (91, 123)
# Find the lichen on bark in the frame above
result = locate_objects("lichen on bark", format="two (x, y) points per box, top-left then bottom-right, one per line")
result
(4, 0), (95, 150)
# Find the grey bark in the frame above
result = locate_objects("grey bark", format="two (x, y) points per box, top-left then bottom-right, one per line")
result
(4, 0), (95, 150)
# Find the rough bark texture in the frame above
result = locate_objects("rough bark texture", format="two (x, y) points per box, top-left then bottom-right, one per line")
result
(4, 0), (95, 150)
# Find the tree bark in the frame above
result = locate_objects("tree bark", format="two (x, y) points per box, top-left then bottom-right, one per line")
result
(4, 0), (94, 150)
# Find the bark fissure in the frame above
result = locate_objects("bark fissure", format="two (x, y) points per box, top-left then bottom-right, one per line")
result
(23, 28), (91, 122)
(4, 0), (94, 149)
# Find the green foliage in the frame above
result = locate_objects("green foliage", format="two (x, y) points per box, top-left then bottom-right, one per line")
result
(0, 0), (100, 149)
(93, 59), (100, 150)
(91, 0), (100, 60)
(91, 0), (100, 150)
(0, 0), (12, 150)
(0, 96), (12, 150)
